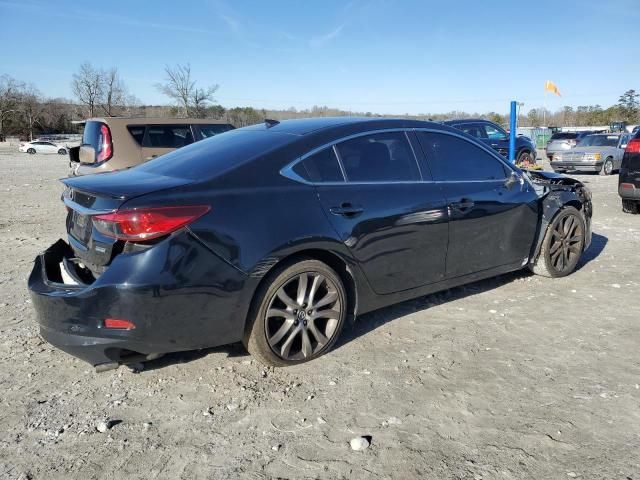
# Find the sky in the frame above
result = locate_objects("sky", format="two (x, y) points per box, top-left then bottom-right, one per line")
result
(1, 0), (639, 115)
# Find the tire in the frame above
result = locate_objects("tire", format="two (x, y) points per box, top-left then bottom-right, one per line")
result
(531, 206), (585, 278)
(58, 148), (67, 155)
(600, 157), (614, 176)
(517, 150), (533, 164)
(27, 148), (35, 154)
(244, 258), (347, 367)
(622, 199), (640, 214)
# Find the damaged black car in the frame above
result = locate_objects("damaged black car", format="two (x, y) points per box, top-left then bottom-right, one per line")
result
(28, 118), (592, 370)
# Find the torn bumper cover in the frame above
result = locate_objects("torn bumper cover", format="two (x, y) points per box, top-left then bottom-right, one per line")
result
(28, 236), (249, 367)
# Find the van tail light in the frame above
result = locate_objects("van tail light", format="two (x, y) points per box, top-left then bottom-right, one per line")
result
(620, 183), (635, 190)
(96, 124), (113, 162)
(92, 205), (210, 242)
(625, 138), (640, 154)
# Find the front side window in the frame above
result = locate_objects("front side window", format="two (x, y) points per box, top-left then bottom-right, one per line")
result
(483, 123), (507, 140)
(335, 131), (420, 182)
(417, 132), (507, 181)
(294, 147), (344, 183)
(143, 125), (194, 148)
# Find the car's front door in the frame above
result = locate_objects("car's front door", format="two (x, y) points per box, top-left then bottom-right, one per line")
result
(481, 122), (510, 157)
(299, 131), (449, 294)
(416, 131), (539, 278)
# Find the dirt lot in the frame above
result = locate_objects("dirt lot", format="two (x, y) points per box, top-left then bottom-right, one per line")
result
(0, 150), (639, 480)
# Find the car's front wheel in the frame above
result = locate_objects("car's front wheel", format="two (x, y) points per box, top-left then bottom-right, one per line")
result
(600, 157), (614, 176)
(244, 259), (347, 367)
(517, 149), (534, 164)
(58, 148), (67, 155)
(531, 206), (585, 278)
(27, 148), (35, 154)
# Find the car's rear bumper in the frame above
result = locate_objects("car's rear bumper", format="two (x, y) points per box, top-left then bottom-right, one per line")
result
(28, 235), (251, 367)
(619, 182), (640, 200)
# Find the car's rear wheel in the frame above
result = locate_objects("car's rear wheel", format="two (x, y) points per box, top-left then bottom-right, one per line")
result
(27, 148), (35, 154)
(600, 157), (614, 176)
(58, 148), (67, 155)
(244, 259), (347, 367)
(531, 206), (585, 278)
(622, 199), (639, 214)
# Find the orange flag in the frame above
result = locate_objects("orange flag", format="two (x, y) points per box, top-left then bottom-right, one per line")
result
(545, 80), (561, 97)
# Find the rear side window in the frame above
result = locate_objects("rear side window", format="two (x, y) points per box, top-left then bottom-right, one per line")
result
(417, 132), (507, 181)
(127, 126), (145, 145)
(144, 125), (194, 148)
(294, 147), (344, 182)
(195, 124), (235, 140)
(335, 131), (420, 182)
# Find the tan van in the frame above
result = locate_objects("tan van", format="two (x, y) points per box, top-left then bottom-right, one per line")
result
(69, 117), (235, 176)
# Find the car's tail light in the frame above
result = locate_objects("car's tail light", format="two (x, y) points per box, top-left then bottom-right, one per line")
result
(93, 205), (210, 242)
(104, 318), (135, 330)
(97, 124), (113, 162)
(620, 183), (635, 190)
(625, 138), (640, 154)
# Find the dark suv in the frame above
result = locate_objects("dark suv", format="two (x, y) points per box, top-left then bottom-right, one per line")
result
(619, 130), (640, 213)
(443, 119), (537, 164)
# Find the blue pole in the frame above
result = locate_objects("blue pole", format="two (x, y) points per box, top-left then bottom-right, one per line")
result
(509, 100), (517, 163)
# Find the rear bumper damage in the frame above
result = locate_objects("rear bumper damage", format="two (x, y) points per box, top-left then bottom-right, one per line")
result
(28, 235), (250, 369)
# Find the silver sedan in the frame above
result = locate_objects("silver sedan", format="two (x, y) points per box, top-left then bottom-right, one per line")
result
(550, 133), (632, 175)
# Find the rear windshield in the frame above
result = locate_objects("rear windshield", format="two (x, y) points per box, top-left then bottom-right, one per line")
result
(579, 135), (619, 147)
(82, 121), (108, 155)
(550, 132), (578, 140)
(135, 129), (296, 180)
(196, 124), (235, 140)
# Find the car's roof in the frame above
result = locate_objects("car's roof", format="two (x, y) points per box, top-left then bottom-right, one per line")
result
(84, 117), (233, 125)
(243, 117), (445, 136)
(442, 118), (491, 125)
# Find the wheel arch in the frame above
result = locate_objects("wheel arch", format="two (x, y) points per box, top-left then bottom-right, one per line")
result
(242, 247), (361, 337)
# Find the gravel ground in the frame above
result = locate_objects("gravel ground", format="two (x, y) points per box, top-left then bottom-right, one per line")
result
(0, 150), (639, 480)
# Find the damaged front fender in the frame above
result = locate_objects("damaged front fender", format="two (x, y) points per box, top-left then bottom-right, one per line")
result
(525, 170), (593, 264)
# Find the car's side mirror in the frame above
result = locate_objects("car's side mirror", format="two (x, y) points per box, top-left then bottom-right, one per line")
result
(504, 171), (522, 190)
(79, 145), (96, 164)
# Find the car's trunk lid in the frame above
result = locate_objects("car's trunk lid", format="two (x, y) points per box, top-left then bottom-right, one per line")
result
(61, 170), (195, 274)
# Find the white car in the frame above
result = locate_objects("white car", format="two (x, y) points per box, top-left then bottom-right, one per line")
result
(19, 140), (68, 155)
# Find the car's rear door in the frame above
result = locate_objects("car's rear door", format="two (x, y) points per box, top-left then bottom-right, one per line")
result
(295, 130), (449, 294)
(416, 130), (539, 278)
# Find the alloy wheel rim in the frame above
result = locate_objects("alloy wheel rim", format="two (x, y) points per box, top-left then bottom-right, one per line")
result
(549, 214), (583, 273)
(605, 160), (613, 175)
(265, 272), (341, 361)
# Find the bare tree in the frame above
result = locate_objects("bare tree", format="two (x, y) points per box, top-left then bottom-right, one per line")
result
(155, 64), (218, 117)
(100, 68), (138, 116)
(71, 62), (103, 117)
(19, 85), (46, 141)
(0, 74), (24, 139)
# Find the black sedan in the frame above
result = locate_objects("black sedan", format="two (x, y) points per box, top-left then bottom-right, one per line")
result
(28, 118), (592, 370)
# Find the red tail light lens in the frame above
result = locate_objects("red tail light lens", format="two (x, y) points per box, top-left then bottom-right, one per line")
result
(93, 205), (210, 242)
(104, 318), (136, 330)
(96, 124), (113, 162)
(625, 138), (640, 154)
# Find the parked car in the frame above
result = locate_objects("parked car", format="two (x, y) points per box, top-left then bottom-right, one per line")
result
(545, 131), (593, 160)
(28, 118), (592, 370)
(19, 140), (68, 155)
(619, 129), (640, 214)
(442, 119), (537, 164)
(69, 117), (235, 176)
(550, 133), (631, 175)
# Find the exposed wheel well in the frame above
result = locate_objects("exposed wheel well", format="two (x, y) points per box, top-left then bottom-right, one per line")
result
(247, 249), (358, 329)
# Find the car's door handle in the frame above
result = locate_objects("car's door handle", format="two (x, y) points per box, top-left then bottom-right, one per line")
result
(449, 199), (475, 212)
(330, 203), (364, 217)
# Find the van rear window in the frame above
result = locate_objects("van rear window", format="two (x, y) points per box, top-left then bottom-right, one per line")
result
(550, 133), (578, 140)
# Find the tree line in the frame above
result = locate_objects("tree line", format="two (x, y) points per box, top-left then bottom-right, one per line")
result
(1, 62), (639, 141)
